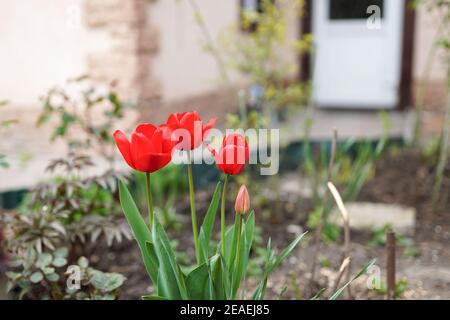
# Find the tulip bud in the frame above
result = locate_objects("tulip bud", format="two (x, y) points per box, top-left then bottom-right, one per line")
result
(235, 185), (250, 215)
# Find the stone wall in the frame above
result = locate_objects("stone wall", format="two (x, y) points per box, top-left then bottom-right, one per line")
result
(84, 0), (161, 104)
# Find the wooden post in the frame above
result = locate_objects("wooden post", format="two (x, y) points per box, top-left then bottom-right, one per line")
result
(386, 229), (396, 300)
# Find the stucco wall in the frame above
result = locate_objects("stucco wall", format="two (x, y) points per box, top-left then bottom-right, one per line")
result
(149, 0), (239, 102)
(1, 1), (443, 110)
(150, 0), (300, 103)
(0, 0), (110, 109)
(413, 5), (448, 83)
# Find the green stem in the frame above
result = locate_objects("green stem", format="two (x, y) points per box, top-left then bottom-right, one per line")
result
(145, 172), (154, 229)
(235, 215), (243, 270)
(187, 152), (200, 264)
(221, 174), (229, 256)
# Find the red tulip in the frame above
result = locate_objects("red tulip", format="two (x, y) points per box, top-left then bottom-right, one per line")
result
(208, 133), (249, 175)
(166, 111), (216, 150)
(113, 123), (174, 173)
(235, 185), (250, 215)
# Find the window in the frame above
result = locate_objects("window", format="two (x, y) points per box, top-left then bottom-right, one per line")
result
(329, 0), (384, 20)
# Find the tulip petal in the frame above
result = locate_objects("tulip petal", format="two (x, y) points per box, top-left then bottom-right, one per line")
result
(150, 129), (164, 153)
(202, 117), (217, 140)
(167, 113), (182, 126)
(223, 133), (248, 149)
(135, 123), (157, 140)
(158, 124), (175, 154)
(180, 112), (202, 149)
(113, 130), (134, 169)
(131, 132), (156, 172)
(147, 153), (172, 173)
(216, 144), (248, 175)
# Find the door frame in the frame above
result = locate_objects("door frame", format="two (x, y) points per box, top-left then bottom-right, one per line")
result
(299, 0), (416, 110)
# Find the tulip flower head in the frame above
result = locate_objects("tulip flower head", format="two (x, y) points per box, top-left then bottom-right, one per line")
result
(209, 133), (249, 175)
(166, 111), (216, 150)
(235, 185), (250, 215)
(114, 123), (174, 173)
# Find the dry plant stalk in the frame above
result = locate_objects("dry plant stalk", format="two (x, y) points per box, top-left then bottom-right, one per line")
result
(328, 181), (353, 298)
(332, 256), (351, 294)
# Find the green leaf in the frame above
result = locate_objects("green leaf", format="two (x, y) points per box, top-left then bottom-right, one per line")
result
(186, 261), (213, 300)
(271, 231), (307, 272)
(42, 267), (55, 275)
(52, 257), (67, 267)
(78, 257), (89, 268)
(91, 271), (126, 292)
(329, 259), (377, 300)
(36, 253), (53, 269)
(152, 217), (187, 300)
(46, 272), (60, 282)
(142, 295), (166, 300)
(253, 239), (275, 300)
(231, 211), (255, 298)
(210, 254), (229, 300)
(253, 231), (307, 300)
(198, 182), (222, 264)
(223, 225), (235, 266)
(311, 288), (327, 300)
(119, 180), (158, 283)
(227, 215), (241, 269)
(53, 247), (68, 258)
(243, 212), (255, 264)
(30, 272), (43, 283)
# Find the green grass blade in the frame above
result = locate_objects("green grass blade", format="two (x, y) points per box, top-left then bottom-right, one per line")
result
(252, 238), (274, 300)
(329, 259), (377, 300)
(310, 288), (327, 300)
(253, 231), (307, 300)
(271, 231), (308, 271)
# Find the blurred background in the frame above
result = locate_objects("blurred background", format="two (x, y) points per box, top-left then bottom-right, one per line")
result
(0, 0), (448, 191)
(0, 0), (449, 300)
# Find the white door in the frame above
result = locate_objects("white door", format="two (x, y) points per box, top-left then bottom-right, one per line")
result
(312, 0), (404, 109)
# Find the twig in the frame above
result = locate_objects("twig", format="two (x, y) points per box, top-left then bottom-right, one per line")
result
(331, 256), (351, 294)
(327, 181), (353, 298)
(386, 229), (396, 300)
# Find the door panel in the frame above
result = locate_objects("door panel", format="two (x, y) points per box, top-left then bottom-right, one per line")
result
(312, 0), (404, 109)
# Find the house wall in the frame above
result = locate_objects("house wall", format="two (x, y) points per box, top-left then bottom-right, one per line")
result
(0, 0), (110, 108)
(1, 1), (444, 112)
(150, 0), (239, 102)
(413, 4), (448, 110)
(412, 5), (449, 138)
(150, 0), (300, 104)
